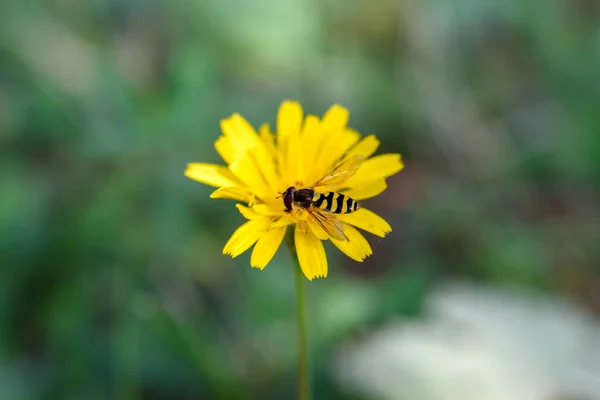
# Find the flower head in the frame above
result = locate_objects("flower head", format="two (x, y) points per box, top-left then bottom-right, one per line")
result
(185, 101), (403, 280)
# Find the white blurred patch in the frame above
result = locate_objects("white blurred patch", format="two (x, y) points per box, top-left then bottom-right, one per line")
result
(334, 282), (600, 400)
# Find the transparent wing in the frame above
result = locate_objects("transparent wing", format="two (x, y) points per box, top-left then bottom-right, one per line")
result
(312, 155), (364, 190)
(306, 207), (348, 241)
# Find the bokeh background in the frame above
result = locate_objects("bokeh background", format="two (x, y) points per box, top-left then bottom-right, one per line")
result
(2, 0), (600, 399)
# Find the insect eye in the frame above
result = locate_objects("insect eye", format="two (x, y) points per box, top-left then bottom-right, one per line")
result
(283, 188), (294, 211)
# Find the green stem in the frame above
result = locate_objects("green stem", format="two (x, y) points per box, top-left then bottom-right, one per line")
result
(286, 228), (310, 400)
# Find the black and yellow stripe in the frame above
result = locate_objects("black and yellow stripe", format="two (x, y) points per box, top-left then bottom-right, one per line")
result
(312, 191), (360, 214)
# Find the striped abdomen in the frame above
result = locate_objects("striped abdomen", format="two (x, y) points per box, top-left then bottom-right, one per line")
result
(312, 191), (360, 214)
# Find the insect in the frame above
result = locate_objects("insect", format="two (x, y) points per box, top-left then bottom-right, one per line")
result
(280, 155), (364, 241)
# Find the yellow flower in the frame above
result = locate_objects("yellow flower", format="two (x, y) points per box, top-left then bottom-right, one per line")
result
(185, 101), (403, 280)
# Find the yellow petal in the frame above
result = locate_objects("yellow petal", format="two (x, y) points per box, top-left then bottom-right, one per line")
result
(295, 224), (328, 280)
(256, 123), (282, 190)
(284, 121), (304, 184)
(185, 163), (242, 188)
(345, 154), (404, 187)
(324, 128), (361, 166)
(229, 152), (274, 198)
(250, 226), (286, 269)
(253, 203), (286, 217)
(322, 104), (349, 132)
(307, 217), (330, 240)
(214, 136), (234, 164)
(252, 147), (280, 194)
(220, 113), (261, 160)
(236, 204), (263, 220)
(299, 115), (321, 153)
(344, 134), (380, 160)
(324, 129), (361, 160)
(301, 114), (321, 136)
(305, 129), (361, 186)
(277, 101), (304, 182)
(342, 179), (387, 200)
(293, 115), (322, 184)
(331, 224), (372, 262)
(223, 218), (269, 257)
(210, 187), (253, 203)
(276, 150), (287, 187)
(277, 100), (303, 138)
(259, 123), (277, 158)
(270, 214), (294, 228)
(337, 208), (391, 237)
(220, 114), (279, 192)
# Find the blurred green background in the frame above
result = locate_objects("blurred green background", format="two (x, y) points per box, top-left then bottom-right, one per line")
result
(1, 0), (599, 399)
